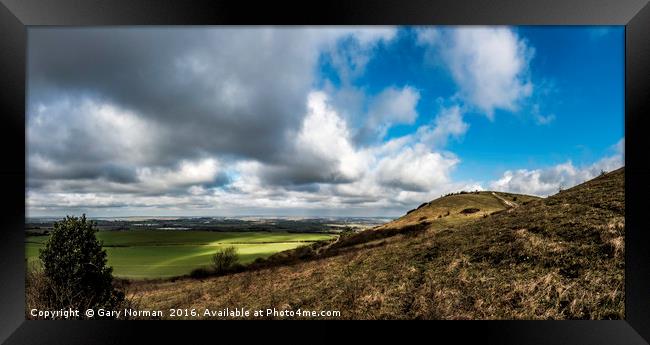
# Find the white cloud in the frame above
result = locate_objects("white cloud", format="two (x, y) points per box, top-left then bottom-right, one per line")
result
(531, 103), (555, 125)
(415, 27), (439, 45)
(417, 27), (534, 117)
(136, 158), (221, 190)
(615, 137), (625, 158)
(289, 92), (464, 194)
(333, 27), (397, 45)
(489, 140), (624, 196)
(534, 113), (556, 125)
(376, 143), (459, 192)
(589, 27), (613, 40)
(321, 27), (397, 84)
(416, 105), (469, 147)
(294, 91), (368, 182)
(213, 92), (470, 212)
(362, 86), (421, 139)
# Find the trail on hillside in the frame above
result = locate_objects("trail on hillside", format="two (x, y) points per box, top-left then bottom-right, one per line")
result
(316, 234), (341, 254)
(491, 192), (518, 208)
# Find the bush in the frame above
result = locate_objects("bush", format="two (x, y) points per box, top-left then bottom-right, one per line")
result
(25, 262), (50, 315)
(189, 267), (212, 279)
(212, 246), (240, 273)
(460, 208), (480, 215)
(34, 215), (124, 318)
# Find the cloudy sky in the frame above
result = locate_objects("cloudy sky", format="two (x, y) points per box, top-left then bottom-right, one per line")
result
(26, 26), (624, 217)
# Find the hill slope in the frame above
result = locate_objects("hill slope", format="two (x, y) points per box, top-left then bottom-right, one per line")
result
(132, 168), (624, 319)
(378, 190), (540, 230)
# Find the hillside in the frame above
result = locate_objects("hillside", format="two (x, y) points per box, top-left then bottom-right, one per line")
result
(130, 168), (624, 319)
(378, 190), (540, 230)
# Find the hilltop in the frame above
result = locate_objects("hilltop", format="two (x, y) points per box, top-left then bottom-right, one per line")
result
(130, 168), (624, 319)
(378, 190), (540, 230)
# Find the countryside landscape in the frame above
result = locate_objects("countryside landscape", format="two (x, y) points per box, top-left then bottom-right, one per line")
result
(26, 26), (624, 319)
(25, 217), (379, 278)
(26, 168), (624, 319)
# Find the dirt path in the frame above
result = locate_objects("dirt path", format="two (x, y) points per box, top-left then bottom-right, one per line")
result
(491, 192), (518, 208)
(316, 234), (341, 254)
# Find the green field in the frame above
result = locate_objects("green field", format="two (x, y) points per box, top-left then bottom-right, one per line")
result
(26, 231), (335, 279)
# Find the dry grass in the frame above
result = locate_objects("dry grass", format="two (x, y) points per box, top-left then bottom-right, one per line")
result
(129, 168), (625, 319)
(377, 191), (538, 230)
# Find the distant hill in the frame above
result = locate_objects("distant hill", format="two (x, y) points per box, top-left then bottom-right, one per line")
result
(378, 190), (540, 230)
(132, 168), (624, 319)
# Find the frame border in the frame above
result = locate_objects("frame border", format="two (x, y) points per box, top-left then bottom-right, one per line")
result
(1, 0), (648, 344)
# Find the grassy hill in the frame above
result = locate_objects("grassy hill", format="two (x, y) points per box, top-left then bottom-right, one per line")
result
(130, 168), (624, 319)
(378, 190), (540, 230)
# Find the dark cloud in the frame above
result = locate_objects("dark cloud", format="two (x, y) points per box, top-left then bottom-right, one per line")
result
(27, 27), (355, 204)
(29, 161), (138, 184)
(27, 27), (470, 217)
(258, 160), (357, 187)
(199, 172), (231, 189)
(28, 28), (333, 168)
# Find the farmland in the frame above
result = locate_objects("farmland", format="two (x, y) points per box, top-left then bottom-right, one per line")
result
(26, 231), (336, 279)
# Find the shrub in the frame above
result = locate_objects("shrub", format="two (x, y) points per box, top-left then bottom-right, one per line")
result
(212, 246), (240, 273)
(460, 208), (480, 214)
(25, 261), (50, 316)
(189, 267), (212, 279)
(294, 245), (316, 259)
(253, 257), (266, 264)
(35, 215), (124, 318)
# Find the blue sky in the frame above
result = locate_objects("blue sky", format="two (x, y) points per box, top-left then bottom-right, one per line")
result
(27, 26), (625, 217)
(319, 26), (624, 181)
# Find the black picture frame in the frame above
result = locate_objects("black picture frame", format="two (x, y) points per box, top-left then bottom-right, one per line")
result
(1, 0), (648, 344)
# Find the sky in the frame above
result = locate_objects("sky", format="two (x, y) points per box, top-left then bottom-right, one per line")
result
(26, 26), (625, 218)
